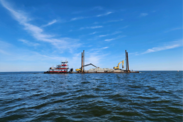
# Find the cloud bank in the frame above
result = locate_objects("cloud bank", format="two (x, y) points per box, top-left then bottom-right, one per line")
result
(143, 41), (183, 54)
(43, 19), (57, 27)
(0, 0), (80, 52)
(140, 13), (148, 17)
(19, 39), (39, 46)
(97, 12), (113, 17)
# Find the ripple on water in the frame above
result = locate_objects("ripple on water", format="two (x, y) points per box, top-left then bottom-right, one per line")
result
(81, 81), (91, 84)
(40, 92), (68, 100)
(0, 71), (182, 121)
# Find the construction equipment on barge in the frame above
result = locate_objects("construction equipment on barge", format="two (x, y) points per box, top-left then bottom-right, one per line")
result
(76, 63), (99, 73)
(44, 50), (139, 74)
(75, 50), (138, 73)
(113, 60), (124, 70)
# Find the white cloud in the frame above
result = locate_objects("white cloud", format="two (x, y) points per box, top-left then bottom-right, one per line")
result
(104, 19), (123, 23)
(66, 49), (108, 69)
(140, 13), (148, 17)
(90, 26), (103, 29)
(19, 39), (39, 46)
(79, 27), (85, 30)
(98, 31), (122, 38)
(116, 35), (126, 38)
(0, 40), (109, 71)
(93, 22), (98, 24)
(143, 42), (182, 54)
(0, 41), (12, 55)
(71, 11), (113, 21)
(43, 19), (57, 27)
(86, 55), (100, 66)
(97, 12), (113, 17)
(104, 38), (115, 42)
(80, 26), (103, 30)
(0, 49), (9, 55)
(164, 27), (182, 33)
(0, 40), (12, 48)
(71, 17), (85, 21)
(102, 47), (108, 49)
(111, 31), (122, 35)
(85, 51), (107, 67)
(129, 52), (139, 56)
(103, 34), (126, 42)
(72, 6), (103, 14)
(99, 35), (107, 37)
(0, 40), (81, 71)
(0, 0), (80, 52)
(104, 33), (126, 42)
(89, 32), (97, 35)
(92, 6), (103, 10)
(121, 25), (128, 29)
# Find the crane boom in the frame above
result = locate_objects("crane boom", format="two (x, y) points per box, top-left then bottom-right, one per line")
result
(76, 63), (99, 72)
(82, 63), (98, 68)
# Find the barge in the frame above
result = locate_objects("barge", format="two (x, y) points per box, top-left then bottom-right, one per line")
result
(44, 50), (139, 74)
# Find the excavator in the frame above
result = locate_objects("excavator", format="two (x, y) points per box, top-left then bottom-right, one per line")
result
(76, 63), (99, 72)
(113, 60), (124, 70)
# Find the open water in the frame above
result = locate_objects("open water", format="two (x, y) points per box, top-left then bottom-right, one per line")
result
(0, 71), (182, 122)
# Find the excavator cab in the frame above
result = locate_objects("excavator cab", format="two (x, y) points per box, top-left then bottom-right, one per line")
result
(113, 66), (120, 70)
(76, 68), (81, 72)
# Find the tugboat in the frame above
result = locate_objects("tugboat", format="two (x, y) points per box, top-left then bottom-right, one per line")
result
(44, 60), (73, 73)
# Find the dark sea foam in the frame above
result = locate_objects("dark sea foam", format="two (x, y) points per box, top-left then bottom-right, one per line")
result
(0, 71), (182, 121)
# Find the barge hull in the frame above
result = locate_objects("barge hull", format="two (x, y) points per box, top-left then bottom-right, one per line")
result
(44, 71), (139, 74)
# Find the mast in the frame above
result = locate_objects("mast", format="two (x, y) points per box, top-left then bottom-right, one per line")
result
(81, 50), (85, 73)
(125, 50), (129, 72)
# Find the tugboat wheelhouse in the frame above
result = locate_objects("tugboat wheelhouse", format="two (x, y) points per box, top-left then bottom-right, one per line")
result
(47, 60), (69, 73)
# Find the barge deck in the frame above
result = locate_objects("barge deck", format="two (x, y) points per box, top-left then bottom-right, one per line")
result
(44, 71), (139, 74)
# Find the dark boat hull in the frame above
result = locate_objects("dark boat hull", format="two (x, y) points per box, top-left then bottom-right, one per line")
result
(44, 71), (69, 74)
(44, 71), (139, 74)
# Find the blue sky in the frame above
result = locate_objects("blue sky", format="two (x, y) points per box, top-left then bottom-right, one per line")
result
(0, 0), (182, 71)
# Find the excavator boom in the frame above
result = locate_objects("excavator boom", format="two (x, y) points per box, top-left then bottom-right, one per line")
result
(82, 63), (98, 68)
(76, 63), (99, 72)
(113, 60), (124, 70)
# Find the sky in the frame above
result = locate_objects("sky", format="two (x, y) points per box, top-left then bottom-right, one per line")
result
(0, 0), (182, 71)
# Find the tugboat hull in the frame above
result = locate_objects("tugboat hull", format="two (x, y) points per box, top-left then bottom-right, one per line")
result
(44, 71), (68, 74)
(44, 60), (70, 73)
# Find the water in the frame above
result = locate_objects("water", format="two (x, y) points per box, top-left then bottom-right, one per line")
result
(0, 71), (182, 121)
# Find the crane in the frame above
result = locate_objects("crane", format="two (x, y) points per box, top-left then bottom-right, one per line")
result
(76, 63), (99, 72)
(113, 60), (124, 70)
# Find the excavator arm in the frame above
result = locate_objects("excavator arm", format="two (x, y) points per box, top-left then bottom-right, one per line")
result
(117, 62), (122, 67)
(113, 60), (124, 70)
(76, 63), (99, 72)
(83, 63), (98, 68)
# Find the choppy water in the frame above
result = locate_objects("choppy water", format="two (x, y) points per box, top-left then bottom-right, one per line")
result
(0, 71), (182, 122)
